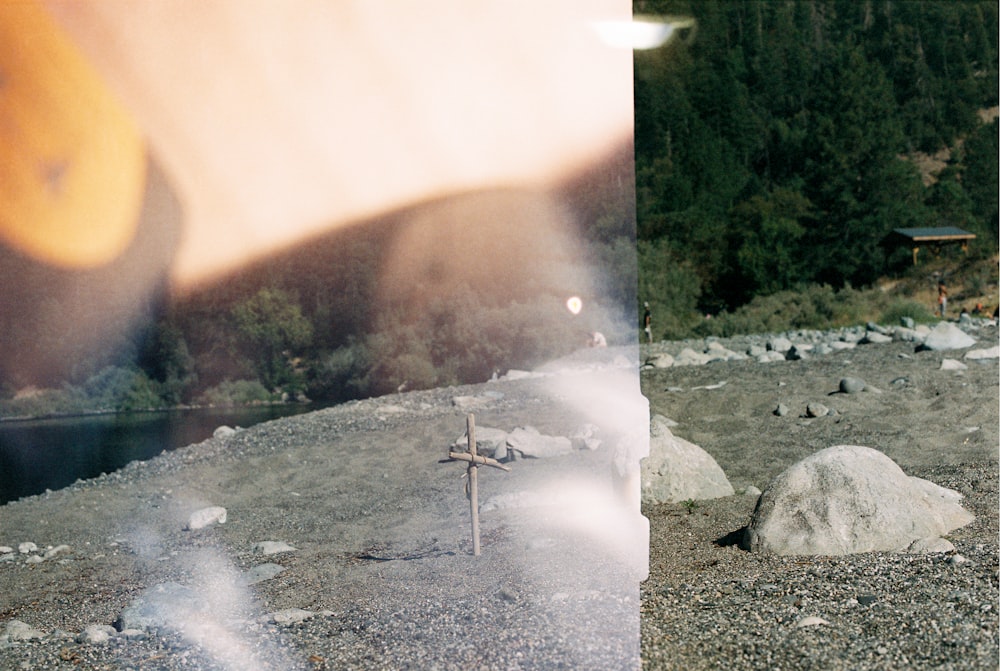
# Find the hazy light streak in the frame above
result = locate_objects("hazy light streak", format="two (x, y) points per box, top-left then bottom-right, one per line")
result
(591, 18), (673, 50)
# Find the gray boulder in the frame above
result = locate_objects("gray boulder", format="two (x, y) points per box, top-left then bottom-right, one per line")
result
(918, 322), (977, 351)
(640, 414), (734, 505)
(452, 426), (509, 459)
(506, 426), (573, 459)
(742, 445), (974, 555)
(838, 377), (866, 394)
(767, 337), (792, 353)
(805, 402), (830, 418)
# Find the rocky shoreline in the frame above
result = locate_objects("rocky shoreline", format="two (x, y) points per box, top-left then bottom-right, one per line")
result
(0, 320), (997, 670)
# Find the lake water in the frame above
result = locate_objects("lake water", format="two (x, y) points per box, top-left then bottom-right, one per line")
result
(0, 405), (318, 505)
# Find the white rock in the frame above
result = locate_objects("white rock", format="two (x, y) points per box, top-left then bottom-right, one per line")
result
(674, 347), (712, 366)
(267, 608), (315, 625)
(940, 358), (968, 371)
(185, 506), (227, 530)
(25, 555), (43, 564)
(796, 616), (830, 628)
(43, 544), (70, 559)
(906, 537), (956, 554)
(919, 322), (977, 351)
(965, 346), (1000, 360)
(645, 353), (675, 368)
(640, 414), (734, 505)
(213, 425), (236, 439)
(77, 624), (116, 645)
(3, 620), (44, 641)
(0, 546), (12, 554)
(252, 541), (297, 556)
(452, 426), (509, 459)
(743, 445), (974, 555)
(18, 542), (37, 554)
(893, 327), (923, 343)
(861, 331), (893, 344)
(506, 426), (573, 458)
(806, 403), (830, 418)
(768, 337), (792, 353)
(242, 563), (286, 585)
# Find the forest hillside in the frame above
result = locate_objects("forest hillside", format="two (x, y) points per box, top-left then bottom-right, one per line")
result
(634, 0), (998, 338)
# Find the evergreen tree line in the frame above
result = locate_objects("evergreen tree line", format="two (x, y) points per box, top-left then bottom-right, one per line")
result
(634, 0), (999, 338)
(1, 175), (638, 417)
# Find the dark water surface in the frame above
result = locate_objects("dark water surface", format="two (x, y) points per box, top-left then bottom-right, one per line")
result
(0, 405), (317, 505)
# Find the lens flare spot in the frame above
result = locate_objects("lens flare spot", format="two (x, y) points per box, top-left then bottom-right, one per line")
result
(566, 296), (582, 315)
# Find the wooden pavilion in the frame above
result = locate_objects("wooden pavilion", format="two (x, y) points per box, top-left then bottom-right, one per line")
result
(883, 227), (977, 265)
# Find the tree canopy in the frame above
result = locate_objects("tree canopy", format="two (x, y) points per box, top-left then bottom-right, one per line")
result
(635, 0), (998, 324)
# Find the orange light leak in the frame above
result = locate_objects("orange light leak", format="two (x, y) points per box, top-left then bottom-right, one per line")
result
(566, 296), (583, 315)
(0, 1), (146, 269)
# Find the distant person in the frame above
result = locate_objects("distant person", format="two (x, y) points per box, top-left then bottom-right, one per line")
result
(972, 302), (984, 315)
(937, 281), (948, 318)
(643, 302), (652, 343)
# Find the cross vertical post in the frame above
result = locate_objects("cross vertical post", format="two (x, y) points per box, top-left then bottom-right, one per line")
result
(445, 412), (510, 556)
(467, 413), (480, 556)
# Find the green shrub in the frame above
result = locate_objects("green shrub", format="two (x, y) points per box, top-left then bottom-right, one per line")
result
(0, 388), (79, 418)
(196, 379), (277, 406)
(879, 299), (936, 325)
(693, 284), (883, 337)
(78, 366), (167, 412)
(637, 238), (703, 340)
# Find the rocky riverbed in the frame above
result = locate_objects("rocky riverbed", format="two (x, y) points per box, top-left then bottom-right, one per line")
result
(640, 320), (998, 670)
(0, 320), (997, 670)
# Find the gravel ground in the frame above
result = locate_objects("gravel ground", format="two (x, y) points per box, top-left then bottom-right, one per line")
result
(0, 371), (644, 671)
(641, 328), (998, 671)
(0, 326), (997, 670)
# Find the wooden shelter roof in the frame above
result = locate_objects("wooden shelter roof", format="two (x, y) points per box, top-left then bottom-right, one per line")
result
(887, 227), (976, 243)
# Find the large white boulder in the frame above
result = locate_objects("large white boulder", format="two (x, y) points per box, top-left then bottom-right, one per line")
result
(640, 415), (734, 505)
(918, 322), (977, 351)
(742, 445), (973, 555)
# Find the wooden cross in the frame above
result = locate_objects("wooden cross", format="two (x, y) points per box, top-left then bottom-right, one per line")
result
(447, 413), (510, 556)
